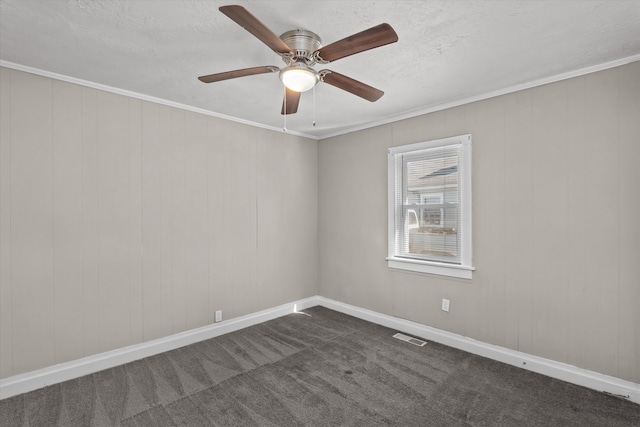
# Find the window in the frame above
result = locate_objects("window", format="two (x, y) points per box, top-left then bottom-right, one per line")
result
(387, 134), (473, 279)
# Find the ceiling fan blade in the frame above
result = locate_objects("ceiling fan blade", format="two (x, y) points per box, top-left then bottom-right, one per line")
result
(198, 66), (279, 83)
(314, 23), (398, 63)
(321, 71), (384, 102)
(281, 88), (301, 115)
(219, 5), (292, 54)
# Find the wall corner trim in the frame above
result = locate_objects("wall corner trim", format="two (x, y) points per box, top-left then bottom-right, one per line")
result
(2, 295), (637, 405)
(316, 297), (640, 405)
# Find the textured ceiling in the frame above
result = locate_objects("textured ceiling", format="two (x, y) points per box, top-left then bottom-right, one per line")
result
(1, 0), (639, 138)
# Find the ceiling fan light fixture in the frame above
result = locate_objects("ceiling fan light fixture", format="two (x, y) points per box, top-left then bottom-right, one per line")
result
(201, 6), (399, 114)
(279, 64), (318, 92)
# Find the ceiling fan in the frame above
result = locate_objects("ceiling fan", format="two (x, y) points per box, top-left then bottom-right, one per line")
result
(198, 5), (399, 115)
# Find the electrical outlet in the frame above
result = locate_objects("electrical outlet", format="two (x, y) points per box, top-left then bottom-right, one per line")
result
(441, 298), (450, 312)
(215, 310), (222, 323)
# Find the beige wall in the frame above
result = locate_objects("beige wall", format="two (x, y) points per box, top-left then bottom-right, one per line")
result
(1, 62), (638, 384)
(0, 67), (318, 378)
(318, 62), (640, 383)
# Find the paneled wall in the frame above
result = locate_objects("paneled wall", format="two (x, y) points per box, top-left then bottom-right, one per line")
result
(318, 62), (639, 383)
(0, 67), (318, 378)
(1, 62), (637, 385)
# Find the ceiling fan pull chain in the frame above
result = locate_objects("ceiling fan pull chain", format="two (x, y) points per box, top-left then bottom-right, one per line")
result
(313, 85), (317, 127)
(283, 85), (288, 132)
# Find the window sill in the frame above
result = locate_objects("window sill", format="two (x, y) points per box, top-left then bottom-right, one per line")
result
(386, 256), (474, 279)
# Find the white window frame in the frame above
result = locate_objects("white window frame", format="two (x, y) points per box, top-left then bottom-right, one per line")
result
(387, 134), (474, 279)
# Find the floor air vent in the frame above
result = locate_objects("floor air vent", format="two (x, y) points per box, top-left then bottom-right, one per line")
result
(393, 333), (427, 347)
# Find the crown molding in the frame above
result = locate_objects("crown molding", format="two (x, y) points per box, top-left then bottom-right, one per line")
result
(320, 54), (640, 140)
(0, 60), (318, 140)
(2, 55), (639, 141)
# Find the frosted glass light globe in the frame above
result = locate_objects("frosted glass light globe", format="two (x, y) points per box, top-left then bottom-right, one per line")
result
(279, 64), (318, 92)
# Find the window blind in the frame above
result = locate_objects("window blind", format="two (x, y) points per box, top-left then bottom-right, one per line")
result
(395, 144), (462, 264)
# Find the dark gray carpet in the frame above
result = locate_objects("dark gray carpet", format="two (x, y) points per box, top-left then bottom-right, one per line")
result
(1, 306), (638, 426)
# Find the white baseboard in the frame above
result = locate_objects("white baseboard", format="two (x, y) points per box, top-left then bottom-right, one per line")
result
(316, 297), (640, 405)
(2, 295), (638, 406)
(0, 296), (319, 400)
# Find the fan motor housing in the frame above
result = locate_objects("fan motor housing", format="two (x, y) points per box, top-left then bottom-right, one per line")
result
(279, 29), (322, 63)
